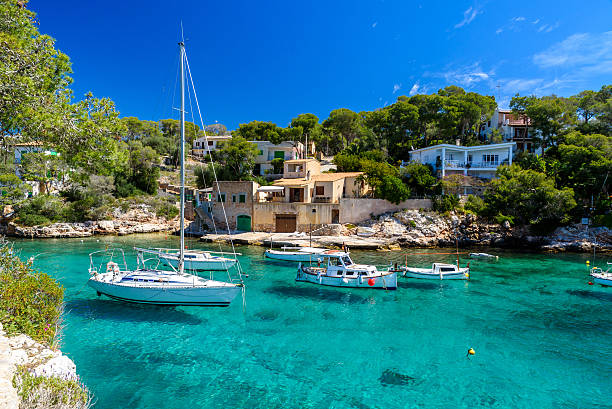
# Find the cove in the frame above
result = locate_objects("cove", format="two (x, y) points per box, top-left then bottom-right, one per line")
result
(10, 234), (612, 408)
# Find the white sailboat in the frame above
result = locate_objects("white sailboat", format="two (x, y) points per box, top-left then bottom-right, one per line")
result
(296, 251), (397, 289)
(137, 247), (238, 271)
(87, 40), (243, 306)
(265, 246), (329, 262)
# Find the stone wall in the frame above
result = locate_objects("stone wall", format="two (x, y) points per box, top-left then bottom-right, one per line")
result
(252, 202), (339, 232)
(339, 198), (432, 224)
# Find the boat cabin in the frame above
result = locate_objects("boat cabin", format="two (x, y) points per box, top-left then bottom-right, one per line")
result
(313, 251), (377, 277)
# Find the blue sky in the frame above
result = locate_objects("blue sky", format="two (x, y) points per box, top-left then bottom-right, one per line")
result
(34, 0), (612, 130)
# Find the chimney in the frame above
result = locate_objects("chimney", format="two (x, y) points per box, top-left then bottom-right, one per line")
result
(455, 139), (461, 146)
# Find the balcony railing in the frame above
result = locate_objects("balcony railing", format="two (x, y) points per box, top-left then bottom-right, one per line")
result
(312, 196), (333, 203)
(445, 160), (505, 169)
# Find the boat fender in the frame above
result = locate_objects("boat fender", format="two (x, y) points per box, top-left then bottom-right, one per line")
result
(342, 277), (348, 284)
(586, 260), (590, 265)
(588, 281), (594, 285)
(368, 278), (375, 286)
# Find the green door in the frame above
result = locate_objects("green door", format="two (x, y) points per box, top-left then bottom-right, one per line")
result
(274, 150), (285, 159)
(237, 215), (251, 232)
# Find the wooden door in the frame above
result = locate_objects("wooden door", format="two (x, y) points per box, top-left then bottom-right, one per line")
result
(275, 214), (297, 233)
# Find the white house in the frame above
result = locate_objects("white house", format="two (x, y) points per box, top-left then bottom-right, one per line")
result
(408, 142), (516, 179)
(252, 141), (304, 176)
(14, 142), (44, 164)
(192, 135), (232, 157)
(480, 109), (542, 154)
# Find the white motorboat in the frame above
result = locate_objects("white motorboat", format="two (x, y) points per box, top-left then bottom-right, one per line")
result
(87, 41), (244, 306)
(138, 247), (237, 271)
(469, 252), (499, 260)
(590, 264), (612, 287)
(265, 247), (330, 262)
(296, 251), (397, 289)
(394, 263), (470, 280)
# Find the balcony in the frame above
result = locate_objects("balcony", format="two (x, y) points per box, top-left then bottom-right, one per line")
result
(312, 196), (333, 203)
(445, 160), (505, 169)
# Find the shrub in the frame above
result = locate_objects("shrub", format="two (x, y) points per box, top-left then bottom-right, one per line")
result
(494, 213), (514, 226)
(464, 195), (485, 215)
(593, 214), (612, 228)
(17, 195), (66, 226)
(0, 246), (63, 345)
(18, 214), (51, 227)
(433, 194), (459, 212)
(13, 367), (90, 409)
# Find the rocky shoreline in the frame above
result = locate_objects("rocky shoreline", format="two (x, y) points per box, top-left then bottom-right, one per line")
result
(1, 206), (179, 239)
(0, 323), (84, 409)
(201, 210), (611, 253)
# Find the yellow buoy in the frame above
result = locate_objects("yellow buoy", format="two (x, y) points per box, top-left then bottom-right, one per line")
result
(467, 348), (475, 356)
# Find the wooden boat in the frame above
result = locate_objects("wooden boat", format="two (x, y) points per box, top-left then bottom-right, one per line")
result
(137, 247), (237, 271)
(356, 226), (375, 237)
(296, 251), (397, 289)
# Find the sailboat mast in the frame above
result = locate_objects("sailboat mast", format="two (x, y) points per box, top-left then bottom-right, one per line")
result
(179, 41), (186, 274)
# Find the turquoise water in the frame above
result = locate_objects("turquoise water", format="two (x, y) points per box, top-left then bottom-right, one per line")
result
(10, 234), (612, 408)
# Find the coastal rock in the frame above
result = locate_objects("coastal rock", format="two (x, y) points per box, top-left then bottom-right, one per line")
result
(6, 205), (179, 239)
(32, 355), (77, 381)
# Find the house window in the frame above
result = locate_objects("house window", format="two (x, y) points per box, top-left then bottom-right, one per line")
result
(274, 151), (285, 159)
(208, 141), (214, 146)
(232, 194), (237, 203)
(196, 141), (200, 147)
(482, 154), (499, 165)
(315, 186), (324, 195)
(239, 193), (246, 203)
(487, 120), (491, 127)
(217, 193), (226, 202)
(258, 150), (264, 155)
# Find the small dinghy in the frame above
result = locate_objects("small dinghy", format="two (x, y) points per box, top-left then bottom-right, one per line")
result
(356, 226), (376, 237)
(296, 251), (397, 289)
(394, 263), (470, 280)
(265, 246), (330, 262)
(469, 252), (499, 261)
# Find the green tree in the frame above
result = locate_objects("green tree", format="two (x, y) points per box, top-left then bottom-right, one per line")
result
(234, 121), (285, 144)
(215, 136), (259, 180)
(399, 162), (437, 196)
(359, 160), (410, 204)
(0, 173), (29, 207)
(484, 165), (576, 228)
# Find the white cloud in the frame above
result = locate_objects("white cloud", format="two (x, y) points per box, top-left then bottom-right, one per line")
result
(533, 31), (612, 70)
(511, 16), (525, 22)
(393, 83), (401, 94)
(532, 19), (540, 24)
(537, 22), (559, 33)
(495, 28), (503, 35)
(409, 83), (419, 96)
(372, 21), (378, 28)
(502, 78), (544, 93)
(440, 63), (493, 86)
(454, 6), (480, 29)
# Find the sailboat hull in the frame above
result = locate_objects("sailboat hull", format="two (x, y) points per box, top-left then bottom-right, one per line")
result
(87, 273), (241, 306)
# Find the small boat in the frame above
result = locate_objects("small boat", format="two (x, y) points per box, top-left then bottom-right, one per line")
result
(138, 247), (238, 271)
(265, 246), (330, 262)
(394, 263), (469, 280)
(469, 252), (499, 261)
(590, 264), (612, 287)
(296, 251), (397, 289)
(356, 226), (376, 237)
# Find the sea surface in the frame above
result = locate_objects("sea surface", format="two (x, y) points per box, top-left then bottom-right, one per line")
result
(9, 234), (612, 409)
